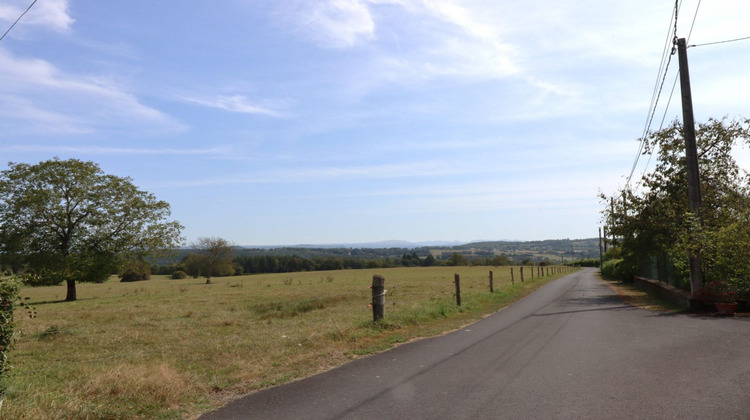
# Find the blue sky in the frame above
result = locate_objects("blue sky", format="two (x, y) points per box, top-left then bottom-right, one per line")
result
(1, 0), (749, 246)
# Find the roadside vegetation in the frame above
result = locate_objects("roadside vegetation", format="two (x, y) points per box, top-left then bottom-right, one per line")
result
(3, 266), (573, 419)
(601, 117), (750, 303)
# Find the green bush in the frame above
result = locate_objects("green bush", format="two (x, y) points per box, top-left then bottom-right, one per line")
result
(0, 276), (35, 396)
(171, 270), (187, 279)
(120, 269), (150, 282)
(600, 258), (624, 280)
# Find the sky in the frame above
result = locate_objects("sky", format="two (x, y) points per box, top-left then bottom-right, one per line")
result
(1, 0), (749, 246)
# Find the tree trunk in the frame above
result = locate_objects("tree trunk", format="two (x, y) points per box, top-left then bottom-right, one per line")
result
(205, 276), (211, 284)
(65, 279), (77, 301)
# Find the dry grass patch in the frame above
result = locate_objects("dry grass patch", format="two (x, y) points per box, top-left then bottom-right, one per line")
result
(83, 363), (200, 407)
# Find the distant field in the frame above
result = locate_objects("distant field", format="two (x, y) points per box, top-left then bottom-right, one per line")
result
(4, 265), (576, 419)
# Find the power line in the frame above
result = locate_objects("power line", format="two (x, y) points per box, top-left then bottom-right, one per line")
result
(625, 1), (681, 189)
(636, 0), (702, 184)
(0, 0), (37, 43)
(690, 35), (750, 48)
(629, 0), (702, 191)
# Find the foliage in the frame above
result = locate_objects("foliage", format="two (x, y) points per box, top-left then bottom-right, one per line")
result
(187, 237), (235, 284)
(692, 281), (740, 304)
(0, 275), (35, 397)
(600, 259), (624, 280)
(602, 246), (621, 262)
(601, 117), (750, 291)
(171, 270), (187, 279)
(119, 260), (151, 283)
(0, 158), (184, 301)
(569, 258), (600, 267)
(444, 253), (470, 266)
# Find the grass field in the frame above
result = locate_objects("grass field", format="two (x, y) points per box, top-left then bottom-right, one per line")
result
(2, 265), (575, 419)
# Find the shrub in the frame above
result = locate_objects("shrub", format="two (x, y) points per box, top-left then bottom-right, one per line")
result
(0, 276), (35, 396)
(600, 258), (624, 280)
(171, 270), (187, 279)
(120, 269), (150, 282)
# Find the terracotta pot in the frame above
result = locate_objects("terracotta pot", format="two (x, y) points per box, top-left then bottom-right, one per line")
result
(715, 302), (737, 316)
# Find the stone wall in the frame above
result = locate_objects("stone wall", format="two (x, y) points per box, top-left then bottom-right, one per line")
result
(632, 276), (691, 310)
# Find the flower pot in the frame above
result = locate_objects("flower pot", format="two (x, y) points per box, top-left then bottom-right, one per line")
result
(715, 302), (737, 316)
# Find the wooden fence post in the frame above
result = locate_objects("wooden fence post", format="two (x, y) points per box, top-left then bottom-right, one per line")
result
(520, 267), (524, 283)
(454, 273), (461, 306)
(489, 270), (494, 293)
(371, 275), (385, 322)
(511, 267), (515, 285)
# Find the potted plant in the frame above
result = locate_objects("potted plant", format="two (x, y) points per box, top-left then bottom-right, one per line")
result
(694, 281), (738, 315)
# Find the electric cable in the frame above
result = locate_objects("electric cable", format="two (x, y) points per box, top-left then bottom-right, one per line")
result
(625, 1), (681, 189)
(0, 0), (37, 43)
(633, 0), (702, 191)
(690, 35), (750, 48)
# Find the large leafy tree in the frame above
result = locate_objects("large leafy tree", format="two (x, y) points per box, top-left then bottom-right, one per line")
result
(602, 117), (750, 292)
(0, 158), (184, 301)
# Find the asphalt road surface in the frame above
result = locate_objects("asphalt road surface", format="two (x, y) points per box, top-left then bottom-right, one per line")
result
(201, 268), (750, 419)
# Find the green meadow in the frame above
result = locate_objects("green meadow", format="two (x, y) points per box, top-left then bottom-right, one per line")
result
(3, 265), (575, 419)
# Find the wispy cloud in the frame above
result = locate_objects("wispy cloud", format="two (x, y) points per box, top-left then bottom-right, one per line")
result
(158, 161), (472, 188)
(180, 94), (285, 117)
(285, 0), (376, 48)
(0, 144), (231, 156)
(0, 49), (186, 135)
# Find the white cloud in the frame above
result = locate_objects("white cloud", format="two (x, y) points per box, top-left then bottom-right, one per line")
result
(180, 94), (284, 117)
(0, 48), (186, 135)
(0, 0), (73, 33)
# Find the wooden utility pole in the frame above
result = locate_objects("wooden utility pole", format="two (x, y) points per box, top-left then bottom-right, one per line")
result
(676, 37), (704, 295)
(598, 227), (604, 266)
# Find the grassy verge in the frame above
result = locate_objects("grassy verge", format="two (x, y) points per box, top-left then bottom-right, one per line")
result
(3, 266), (576, 419)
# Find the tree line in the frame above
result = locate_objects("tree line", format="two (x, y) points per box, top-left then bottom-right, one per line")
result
(152, 250), (520, 279)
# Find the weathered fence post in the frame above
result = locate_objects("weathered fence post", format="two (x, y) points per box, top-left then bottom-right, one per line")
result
(371, 275), (385, 322)
(530, 265), (534, 279)
(520, 267), (524, 283)
(511, 267), (515, 285)
(454, 274), (461, 306)
(489, 270), (494, 293)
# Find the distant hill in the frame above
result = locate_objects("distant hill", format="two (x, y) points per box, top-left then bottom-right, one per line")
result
(447, 238), (600, 263)
(234, 238), (600, 263)
(243, 240), (467, 249)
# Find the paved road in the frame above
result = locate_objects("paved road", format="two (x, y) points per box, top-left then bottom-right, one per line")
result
(201, 268), (750, 419)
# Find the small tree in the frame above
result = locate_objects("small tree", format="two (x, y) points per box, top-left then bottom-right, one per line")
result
(190, 237), (235, 284)
(445, 252), (469, 266)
